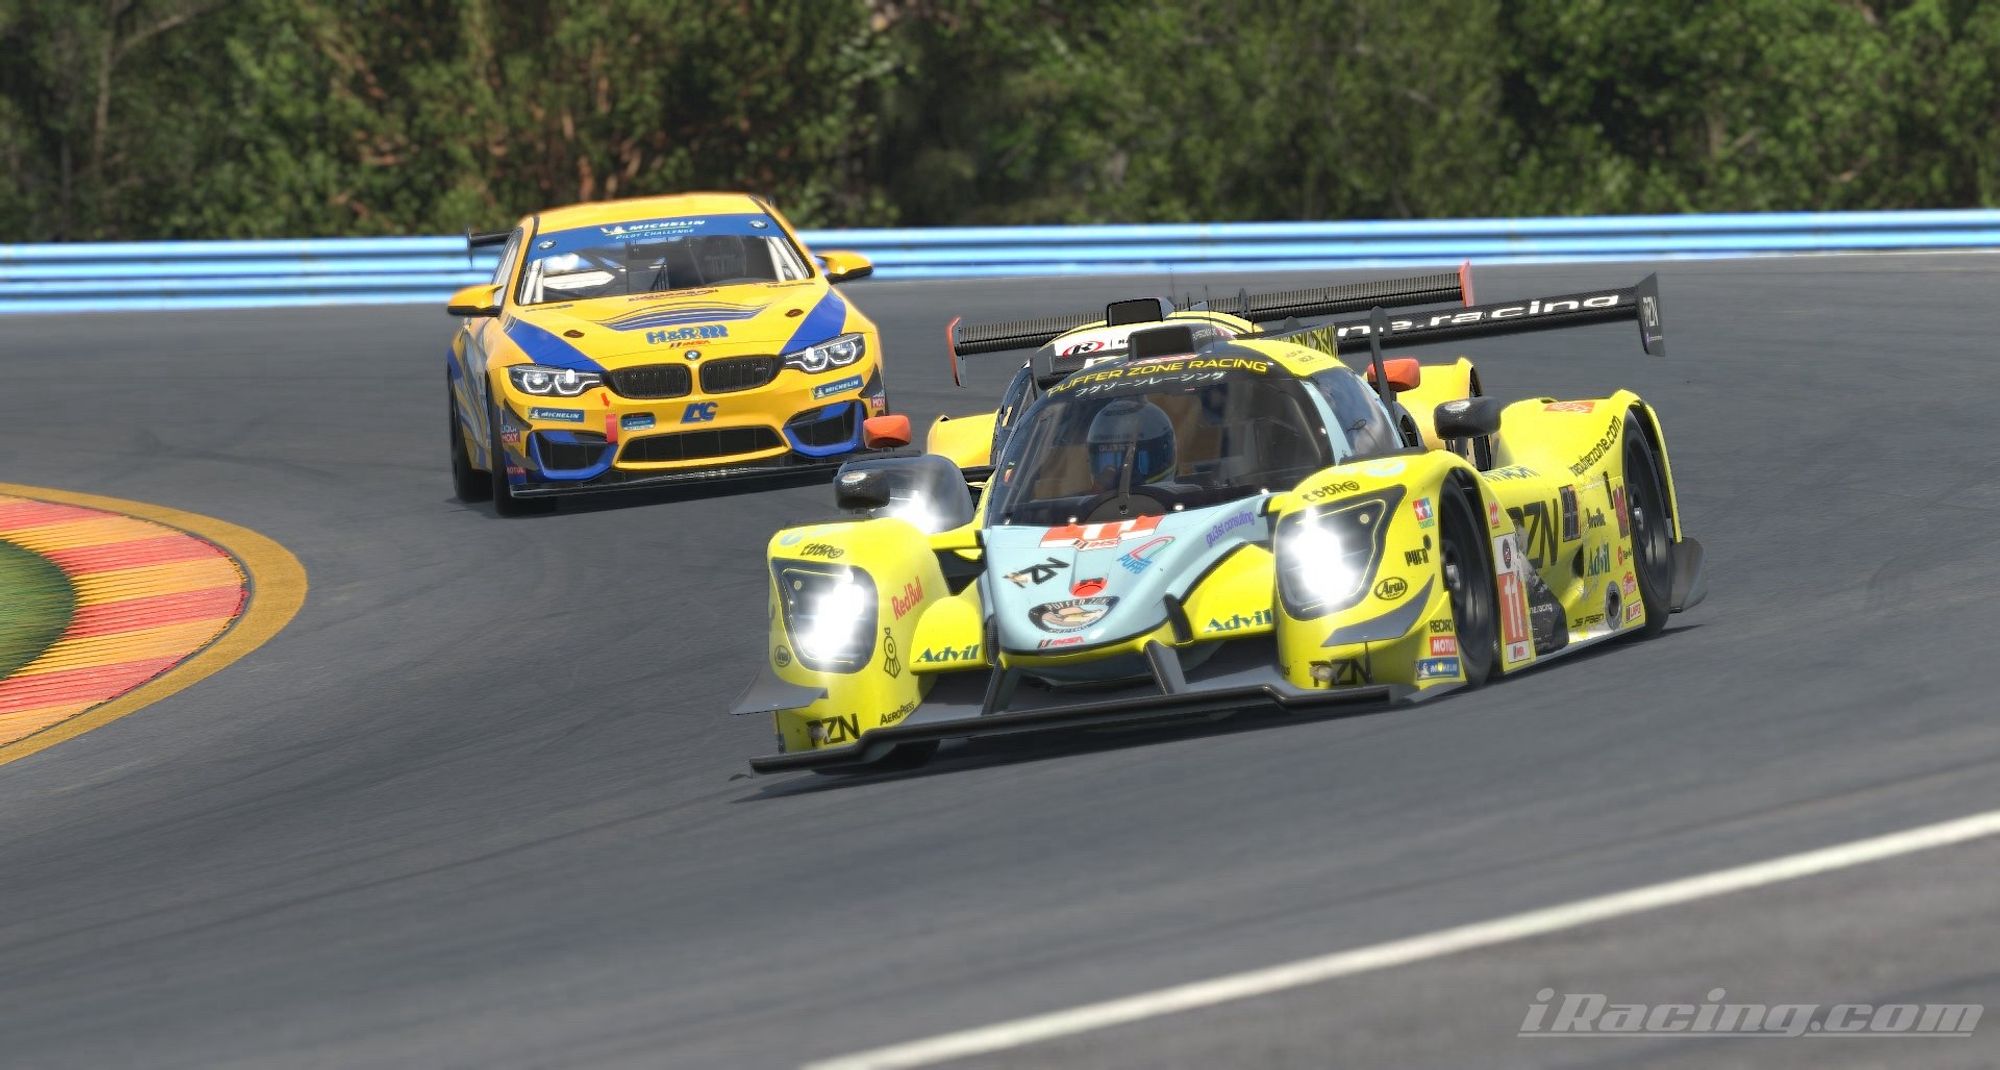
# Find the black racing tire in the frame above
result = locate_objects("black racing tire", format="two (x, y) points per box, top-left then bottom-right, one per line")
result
(488, 392), (555, 517)
(1439, 484), (1497, 686)
(449, 386), (493, 503)
(811, 739), (939, 776)
(1621, 413), (1675, 638)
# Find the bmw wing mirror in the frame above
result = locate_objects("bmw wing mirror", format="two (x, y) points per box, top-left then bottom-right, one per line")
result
(816, 250), (876, 284)
(446, 283), (502, 317)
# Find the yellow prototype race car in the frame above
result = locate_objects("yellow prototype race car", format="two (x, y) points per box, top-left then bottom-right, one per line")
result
(733, 270), (1707, 773)
(444, 192), (909, 515)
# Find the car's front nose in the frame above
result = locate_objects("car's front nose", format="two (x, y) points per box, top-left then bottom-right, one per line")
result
(491, 333), (885, 486)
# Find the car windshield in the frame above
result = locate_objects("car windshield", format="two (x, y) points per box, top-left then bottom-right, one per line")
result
(990, 358), (1333, 526)
(516, 212), (812, 305)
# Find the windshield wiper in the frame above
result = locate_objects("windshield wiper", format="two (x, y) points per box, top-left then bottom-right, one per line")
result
(1115, 439), (1137, 515)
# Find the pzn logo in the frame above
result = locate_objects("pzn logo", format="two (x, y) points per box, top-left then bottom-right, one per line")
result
(681, 401), (718, 423)
(807, 714), (860, 745)
(1308, 655), (1373, 686)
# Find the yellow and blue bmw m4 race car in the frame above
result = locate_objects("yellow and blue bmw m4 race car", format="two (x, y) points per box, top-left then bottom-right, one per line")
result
(444, 192), (908, 514)
(733, 271), (1707, 773)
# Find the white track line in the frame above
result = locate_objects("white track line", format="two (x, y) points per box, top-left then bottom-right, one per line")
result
(805, 808), (2000, 1069)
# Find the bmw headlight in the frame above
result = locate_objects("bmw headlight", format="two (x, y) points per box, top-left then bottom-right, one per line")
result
(1275, 489), (1399, 619)
(508, 364), (603, 396)
(774, 561), (877, 673)
(782, 333), (866, 374)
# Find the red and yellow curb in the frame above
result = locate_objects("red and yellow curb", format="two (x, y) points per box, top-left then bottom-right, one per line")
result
(0, 484), (306, 768)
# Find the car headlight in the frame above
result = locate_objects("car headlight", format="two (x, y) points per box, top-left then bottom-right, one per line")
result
(508, 364), (603, 396)
(774, 561), (878, 673)
(782, 333), (866, 374)
(1275, 489), (1399, 619)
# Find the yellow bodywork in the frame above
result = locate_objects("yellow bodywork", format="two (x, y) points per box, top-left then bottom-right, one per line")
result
(924, 413), (999, 469)
(754, 324), (1689, 761)
(446, 192), (887, 492)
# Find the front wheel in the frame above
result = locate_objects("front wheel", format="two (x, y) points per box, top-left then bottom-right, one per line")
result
(448, 389), (492, 503)
(488, 393), (555, 517)
(1439, 485), (1497, 686)
(1621, 415), (1675, 638)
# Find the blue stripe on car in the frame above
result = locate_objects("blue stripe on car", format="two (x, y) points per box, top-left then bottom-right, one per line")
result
(783, 401), (866, 458)
(781, 289), (848, 355)
(504, 317), (606, 372)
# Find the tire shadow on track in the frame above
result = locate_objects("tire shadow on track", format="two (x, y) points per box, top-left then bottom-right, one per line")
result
(438, 467), (838, 520)
(735, 624), (1705, 799)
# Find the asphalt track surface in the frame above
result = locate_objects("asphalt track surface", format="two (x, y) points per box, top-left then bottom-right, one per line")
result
(1, 255), (1997, 1069)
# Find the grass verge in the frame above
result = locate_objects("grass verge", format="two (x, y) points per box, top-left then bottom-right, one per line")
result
(0, 540), (74, 679)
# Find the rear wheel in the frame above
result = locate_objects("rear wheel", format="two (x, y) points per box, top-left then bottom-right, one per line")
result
(448, 388), (492, 503)
(1439, 485), (1497, 686)
(1622, 414), (1675, 638)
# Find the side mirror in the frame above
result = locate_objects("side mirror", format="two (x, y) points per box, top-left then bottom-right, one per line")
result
(863, 414), (912, 449)
(835, 467), (894, 511)
(1363, 357), (1423, 391)
(447, 283), (502, 317)
(816, 250), (875, 284)
(1434, 397), (1503, 440)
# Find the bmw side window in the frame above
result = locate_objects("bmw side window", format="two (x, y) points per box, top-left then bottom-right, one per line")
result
(490, 229), (524, 289)
(1311, 370), (1400, 458)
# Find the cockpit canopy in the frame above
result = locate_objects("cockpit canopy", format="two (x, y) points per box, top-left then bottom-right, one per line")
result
(991, 356), (1335, 526)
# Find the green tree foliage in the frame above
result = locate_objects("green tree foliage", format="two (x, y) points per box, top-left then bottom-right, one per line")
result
(0, 0), (1993, 240)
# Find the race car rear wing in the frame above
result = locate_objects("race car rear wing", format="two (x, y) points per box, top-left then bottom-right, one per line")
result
(943, 264), (1473, 385)
(1280, 274), (1667, 359)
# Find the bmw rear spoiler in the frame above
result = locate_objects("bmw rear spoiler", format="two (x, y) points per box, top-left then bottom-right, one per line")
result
(465, 228), (513, 264)
(944, 264), (1473, 386)
(1279, 274), (1667, 359)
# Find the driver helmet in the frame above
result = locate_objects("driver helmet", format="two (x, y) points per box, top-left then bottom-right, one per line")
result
(691, 235), (746, 282)
(1086, 397), (1176, 487)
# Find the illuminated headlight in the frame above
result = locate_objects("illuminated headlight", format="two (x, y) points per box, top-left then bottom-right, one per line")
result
(508, 364), (603, 396)
(774, 562), (877, 673)
(1275, 491), (1397, 619)
(782, 333), (866, 374)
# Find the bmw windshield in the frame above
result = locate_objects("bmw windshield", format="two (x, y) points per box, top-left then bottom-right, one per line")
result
(516, 213), (813, 305)
(990, 357), (1333, 526)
